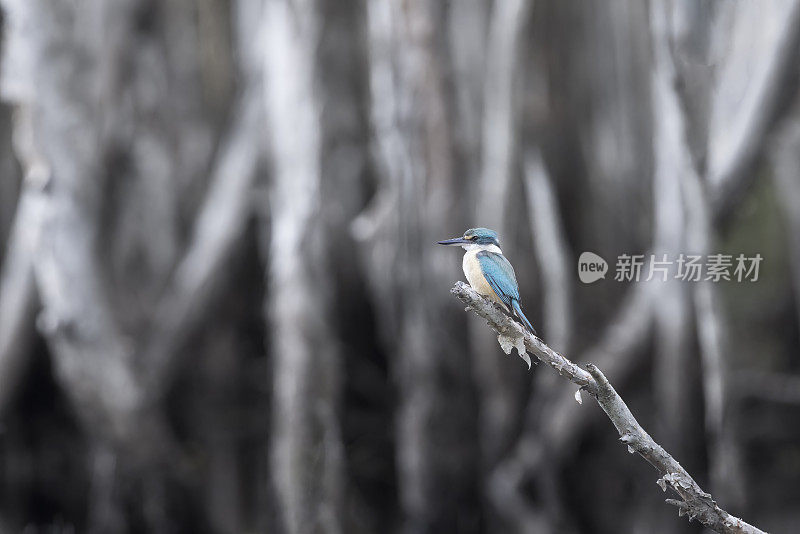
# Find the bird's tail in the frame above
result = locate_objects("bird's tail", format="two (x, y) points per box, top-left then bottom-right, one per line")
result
(511, 300), (537, 336)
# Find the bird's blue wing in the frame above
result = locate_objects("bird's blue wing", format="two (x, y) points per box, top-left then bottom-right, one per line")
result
(477, 251), (520, 309)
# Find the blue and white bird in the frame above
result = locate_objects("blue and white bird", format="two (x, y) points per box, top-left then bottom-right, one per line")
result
(438, 227), (536, 335)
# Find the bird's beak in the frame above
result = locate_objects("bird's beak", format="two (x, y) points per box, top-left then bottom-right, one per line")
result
(437, 237), (468, 246)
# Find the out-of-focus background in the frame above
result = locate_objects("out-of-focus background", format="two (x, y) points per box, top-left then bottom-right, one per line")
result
(0, 0), (799, 533)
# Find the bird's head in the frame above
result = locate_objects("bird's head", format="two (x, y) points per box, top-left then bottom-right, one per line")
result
(438, 227), (501, 250)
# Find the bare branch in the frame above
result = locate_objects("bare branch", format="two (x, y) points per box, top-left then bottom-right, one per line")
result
(451, 281), (766, 534)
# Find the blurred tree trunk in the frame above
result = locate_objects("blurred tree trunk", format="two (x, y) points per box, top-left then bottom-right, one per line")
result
(262, 1), (346, 533)
(0, 0), (251, 530)
(1, 2), (178, 530)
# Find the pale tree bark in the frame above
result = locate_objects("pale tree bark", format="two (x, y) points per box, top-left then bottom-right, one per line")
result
(0, 0), (259, 427)
(0, 19), (185, 528)
(262, 1), (345, 533)
(0, 2), (185, 529)
(648, 0), (694, 462)
(0, 1), (262, 530)
(646, 4), (701, 530)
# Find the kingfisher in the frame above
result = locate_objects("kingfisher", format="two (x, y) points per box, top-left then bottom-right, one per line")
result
(438, 227), (536, 335)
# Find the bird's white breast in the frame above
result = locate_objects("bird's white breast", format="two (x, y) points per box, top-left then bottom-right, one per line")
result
(463, 249), (503, 305)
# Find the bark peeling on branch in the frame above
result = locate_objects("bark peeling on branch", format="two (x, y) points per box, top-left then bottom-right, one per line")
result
(451, 281), (766, 534)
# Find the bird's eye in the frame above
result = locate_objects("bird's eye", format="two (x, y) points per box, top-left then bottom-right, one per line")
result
(470, 235), (479, 240)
